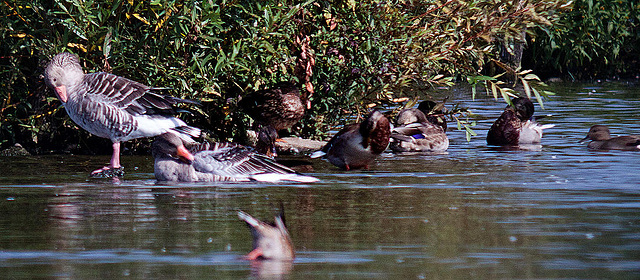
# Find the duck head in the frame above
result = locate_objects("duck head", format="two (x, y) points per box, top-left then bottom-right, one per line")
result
(256, 125), (279, 158)
(418, 100), (448, 130)
(511, 97), (534, 121)
(580, 125), (612, 142)
(396, 108), (427, 126)
(360, 110), (391, 154)
(44, 52), (85, 103)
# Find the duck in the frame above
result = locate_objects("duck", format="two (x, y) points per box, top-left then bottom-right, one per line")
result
(417, 100), (448, 131)
(255, 125), (279, 158)
(239, 82), (306, 134)
(43, 52), (200, 178)
(580, 125), (640, 151)
(486, 97), (554, 145)
(389, 107), (449, 152)
(152, 132), (318, 182)
(310, 110), (390, 170)
(237, 208), (294, 261)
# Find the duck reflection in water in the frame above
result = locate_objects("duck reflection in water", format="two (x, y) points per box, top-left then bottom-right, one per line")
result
(249, 259), (294, 280)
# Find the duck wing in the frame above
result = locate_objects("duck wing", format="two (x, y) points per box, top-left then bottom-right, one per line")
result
(392, 122), (442, 139)
(310, 123), (359, 159)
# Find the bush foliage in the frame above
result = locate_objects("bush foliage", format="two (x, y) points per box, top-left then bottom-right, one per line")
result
(2, 0), (575, 153)
(526, 0), (640, 79)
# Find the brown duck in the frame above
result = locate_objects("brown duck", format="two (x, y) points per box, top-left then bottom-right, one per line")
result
(239, 82), (306, 132)
(580, 125), (640, 151)
(310, 110), (390, 170)
(238, 209), (294, 261)
(487, 97), (554, 145)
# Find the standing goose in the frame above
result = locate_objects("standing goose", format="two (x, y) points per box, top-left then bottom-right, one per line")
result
(310, 110), (391, 170)
(43, 52), (200, 177)
(237, 209), (295, 261)
(580, 125), (640, 151)
(152, 133), (318, 182)
(486, 97), (554, 146)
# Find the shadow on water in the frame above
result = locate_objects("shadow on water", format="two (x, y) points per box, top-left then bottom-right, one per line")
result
(1, 82), (640, 279)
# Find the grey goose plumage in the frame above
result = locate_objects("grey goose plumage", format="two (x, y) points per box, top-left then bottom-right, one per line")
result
(152, 133), (318, 182)
(43, 52), (200, 177)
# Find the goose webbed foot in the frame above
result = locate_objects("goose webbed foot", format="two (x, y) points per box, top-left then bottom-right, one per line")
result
(90, 166), (125, 178)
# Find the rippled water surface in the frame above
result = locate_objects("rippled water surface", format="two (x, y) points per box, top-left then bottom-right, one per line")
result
(1, 82), (639, 279)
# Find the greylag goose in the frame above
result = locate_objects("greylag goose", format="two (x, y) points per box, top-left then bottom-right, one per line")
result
(390, 108), (449, 152)
(152, 133), (318, 182)
(43, 52), (200, 177)
(487, 97), (554, 145)
(310, 110), (390, 170)
(237, 209), (294, 260)
(580, 125), (640, 151)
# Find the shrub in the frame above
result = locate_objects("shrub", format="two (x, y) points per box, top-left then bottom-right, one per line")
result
(1, 0), (568, 152)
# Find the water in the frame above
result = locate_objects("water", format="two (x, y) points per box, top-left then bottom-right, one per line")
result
(1, 82), (640, 279)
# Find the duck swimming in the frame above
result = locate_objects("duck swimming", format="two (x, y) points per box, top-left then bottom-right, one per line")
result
(486, 97), (554, 146)
(580, 125), (640, 151)
(310, 110), (390, 170)
(390, 108), (448, 152)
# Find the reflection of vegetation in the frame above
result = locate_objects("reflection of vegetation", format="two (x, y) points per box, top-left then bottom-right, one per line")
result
(1, 1), (575, 152)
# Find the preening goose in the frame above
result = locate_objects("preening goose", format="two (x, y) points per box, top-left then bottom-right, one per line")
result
(152, 133), (318, 183)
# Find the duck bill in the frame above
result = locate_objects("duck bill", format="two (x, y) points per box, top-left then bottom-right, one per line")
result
(176, 146), (194, 163)
(54, 85), (68, 103)
(578, 136), (590, 143)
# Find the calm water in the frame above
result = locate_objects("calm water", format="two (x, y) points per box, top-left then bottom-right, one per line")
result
(1, 82), (640, 279)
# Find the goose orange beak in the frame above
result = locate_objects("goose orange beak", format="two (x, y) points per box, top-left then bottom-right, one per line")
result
(176, 146), (194, 163)
(54, 85), (68, 103)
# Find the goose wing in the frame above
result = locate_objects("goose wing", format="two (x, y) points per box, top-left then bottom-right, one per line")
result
(83, 72), (196, 116)
(189, 142), (297, 177)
